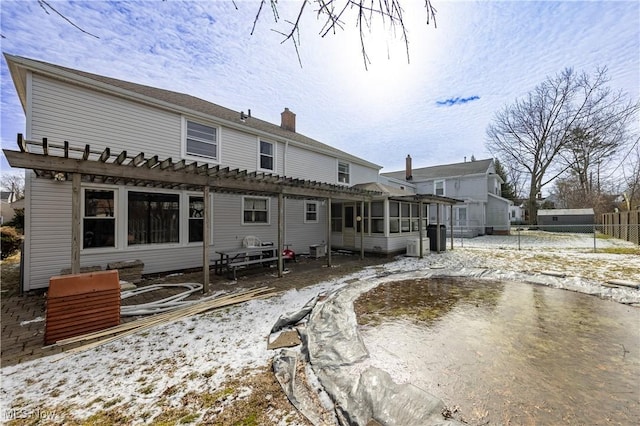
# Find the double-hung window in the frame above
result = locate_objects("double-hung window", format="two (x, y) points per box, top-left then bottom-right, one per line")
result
(243, 197), (269, 224)
(186, 120), (217, 160)
(259, 140), (274, 171)
(83, 189), (116, 249)
(434, 180), (445, 196)
(305, 201), (318, 223)
(338, 161), (350, 184)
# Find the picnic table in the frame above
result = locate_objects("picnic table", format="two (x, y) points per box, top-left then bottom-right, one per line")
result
(215, 246), (279, 279)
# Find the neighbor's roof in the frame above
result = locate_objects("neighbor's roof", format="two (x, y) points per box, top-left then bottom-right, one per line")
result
(538, 208), (595, 216)
(352, 182), (414, 197)
(382, 158), (494, 181)
(4, 53), (381, 170)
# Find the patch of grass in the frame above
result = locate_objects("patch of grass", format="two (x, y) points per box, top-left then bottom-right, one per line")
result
(138, 384), (155, 395)
(179, 413), (200, 424)
(202, 368), (218, 378)
(80, 409), (131, 425)
(103, 397), (123, 408)
(151, 409), (191, 426)
(596, 247), (640, 255)
(236, 412), (259, 426)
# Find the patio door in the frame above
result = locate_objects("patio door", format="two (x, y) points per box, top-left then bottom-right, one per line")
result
(343, 204), (356, 248)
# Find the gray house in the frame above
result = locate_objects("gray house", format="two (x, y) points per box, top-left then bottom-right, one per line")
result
(538, 208), (595, 232)
(4, 53), (457, 291)
(381, 156), (512, 236)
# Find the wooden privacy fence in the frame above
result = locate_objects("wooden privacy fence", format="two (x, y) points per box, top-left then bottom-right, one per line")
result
(601, 210), (640, 245)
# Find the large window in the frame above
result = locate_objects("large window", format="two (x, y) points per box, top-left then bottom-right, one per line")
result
(338, 161), (350, 184)
(243, 197), (269, 224)
(83, 189), (115, 249)
(189, 196), (204, 243)
(390, 201), (420, 234)
(371, 201), (384, 234)
(305, 201), (318, 223)
(259, 140), (274, 171)
(186, 120), (217, 160)
(128, 192), (180, 245)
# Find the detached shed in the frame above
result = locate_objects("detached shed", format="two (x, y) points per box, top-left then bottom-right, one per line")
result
(538, 208), (595, 232)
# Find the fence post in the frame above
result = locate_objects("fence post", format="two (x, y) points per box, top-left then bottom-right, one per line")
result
(593, 224), (596, 253)
(518, 227), (521, 251)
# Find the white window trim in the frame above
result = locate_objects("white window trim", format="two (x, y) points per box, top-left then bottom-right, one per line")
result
(434, 179), (445, 196)
(125, 187), (183, 249)
(81, 186), (118, 252)
(304, 201), (319, 224)
(337, 160), (351, 185)
(242, 195), (271, 226)
(184, 192), (213, 246)
(182, 117), (221, 163)
(257, 138), (276, 172)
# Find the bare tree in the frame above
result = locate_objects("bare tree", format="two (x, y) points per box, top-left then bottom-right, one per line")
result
(486, 67), (640, 224)
(620, 141), (640, 210)
(252, 0), (437, 69)
(0, 173), (25, 200)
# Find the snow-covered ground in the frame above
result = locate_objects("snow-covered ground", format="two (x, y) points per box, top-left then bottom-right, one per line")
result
(1, 233), (639, 424)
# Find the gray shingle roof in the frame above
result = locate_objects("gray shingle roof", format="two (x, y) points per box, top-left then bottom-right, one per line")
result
(5, 54), (381, 170)
(382, 158), (493, 181)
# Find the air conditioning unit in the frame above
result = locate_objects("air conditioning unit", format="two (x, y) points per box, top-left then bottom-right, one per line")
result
(406, 238), (429, 257)
(309, 244), (326, 258)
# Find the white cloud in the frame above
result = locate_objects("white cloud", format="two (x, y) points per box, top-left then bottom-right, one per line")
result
(1, 0), (638, 174)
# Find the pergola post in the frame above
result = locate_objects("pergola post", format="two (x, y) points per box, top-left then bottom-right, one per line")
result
(71, 173), (81, 274)
(202, 185), (210, 293)
(450, 204), (454, 250)
(278, 192), (284, 278)
(418, 200), (424, 259)
(360, 200), (365, 260)
(326, 197), (332, 267)
(436, 203), (441, 254)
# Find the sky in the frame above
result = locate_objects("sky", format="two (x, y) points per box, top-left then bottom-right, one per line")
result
(0, 0), (639, 182)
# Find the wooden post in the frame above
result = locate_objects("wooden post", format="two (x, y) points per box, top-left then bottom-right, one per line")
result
(278, 192), (284, 278)
(419, 200), (424, 258)
(360, 200), (365, 260)
(202, 186), (210, 293)
(71, 173), (81, 274)
(450, 204), (454, 250)
(436, 203), (441, 254)
(327, 197), (332, 267)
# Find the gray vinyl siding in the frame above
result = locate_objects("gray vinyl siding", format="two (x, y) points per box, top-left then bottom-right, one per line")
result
(286, 145), (337, 182)
(350, 163), (379, 184)
(282, 199), (327, 253)
(30, 75), (181, 157)
(25, 175), (72, 290)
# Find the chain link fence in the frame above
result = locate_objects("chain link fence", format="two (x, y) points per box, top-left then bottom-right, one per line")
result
(451, 224), (639, 252)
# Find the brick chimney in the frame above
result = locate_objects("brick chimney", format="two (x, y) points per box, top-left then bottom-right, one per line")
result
(406, 155), (413, 181)
(281, 108), (296, 132)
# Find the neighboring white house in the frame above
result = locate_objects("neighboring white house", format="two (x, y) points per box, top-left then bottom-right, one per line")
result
(4, 54), (458, 291)
(381, 156), (513, 236)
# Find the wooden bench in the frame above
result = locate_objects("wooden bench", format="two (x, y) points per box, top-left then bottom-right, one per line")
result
(226, 255), (279, 280)
(215, 247), (279, 280)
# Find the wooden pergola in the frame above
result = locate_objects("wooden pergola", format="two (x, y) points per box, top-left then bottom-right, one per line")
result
(4, 135), (382, 292)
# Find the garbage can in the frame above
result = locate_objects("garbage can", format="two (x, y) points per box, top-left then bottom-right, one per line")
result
(426, 224), (446, 251)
